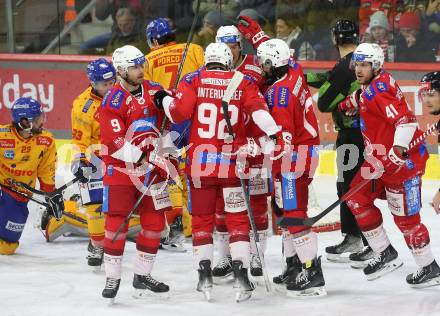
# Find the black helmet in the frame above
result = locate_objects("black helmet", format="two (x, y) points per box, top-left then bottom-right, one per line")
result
(421, 71), (440, 92)
(332, 19), (359, 46)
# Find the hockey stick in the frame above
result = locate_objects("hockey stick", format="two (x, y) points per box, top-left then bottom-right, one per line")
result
(278, 122), (439, 227)
(0, 182), (87, 224)
(8, 176), (80, 198)
(111, 173), (158, 243)
(221, 71), (272, 292)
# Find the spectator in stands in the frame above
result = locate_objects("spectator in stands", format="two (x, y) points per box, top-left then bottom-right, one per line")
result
(424, 0), (440, 33)
(362, 11), (395, 61)
(78, 0), (167, 54)
(395, 11), (438, 62)
(359, 0), (403, 34)
(105, 7), (148, 54)
(275, 12), (316, 60)
(306, 0), (359, 60)
(192, 10), (225, 49)
(240, 0), (277, 22)
(192, 0), (240, 21)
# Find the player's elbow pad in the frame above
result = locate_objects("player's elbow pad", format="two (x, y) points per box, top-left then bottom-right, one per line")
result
(110, 141), (143, 163)
(251, 110), (281, 136)
(394, 122), (418, 149)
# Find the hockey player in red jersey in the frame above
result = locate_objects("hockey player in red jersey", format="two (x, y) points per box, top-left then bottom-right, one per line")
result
(256, 38), (325, 297)
(212, 25), (270, 281)
(153, 42), (281, 302)
(339, 43), (440, 287)
(98, 45), (173, 302)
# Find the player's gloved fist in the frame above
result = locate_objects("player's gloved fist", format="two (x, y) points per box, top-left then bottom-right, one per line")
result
(269, 131), (292, 160)
(382, 146), (408, 175)
(45, 193), (65, 220)
(71, 156), (97, 184)
(339, 89), (361, 112)
(153, 90), (170, 110)
(237, 15), (269, 48)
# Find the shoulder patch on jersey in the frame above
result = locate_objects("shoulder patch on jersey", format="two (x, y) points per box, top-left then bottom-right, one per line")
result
(147, 80), (161, 87)
(36, 136), (53, 146)
(277, 86), (290, 108)
(375, 81), (388, 93)
(82, 99), (94, 113)
(101, 91), (111, 107)
(110, 90), (124, 109)
(244, 64), (262, 75)
(0, 127), (11, 133)
(243, 75), (256, 83)
(265, 87), (276, 109)
(363, 84), (376, 101)
(183, 70), (200, 83)
(0, 139), (15, 148)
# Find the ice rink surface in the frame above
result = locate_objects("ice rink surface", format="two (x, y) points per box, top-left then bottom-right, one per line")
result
(1, 175), (440, 316)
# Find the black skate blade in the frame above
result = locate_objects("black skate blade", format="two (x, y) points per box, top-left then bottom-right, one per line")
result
(250, 275), (264, 286)
(366, 258), (403, 281)
(133, 289), (170, 300)
(213, 273), (234, 284)
(203, 289), (213, 302)
(105, 297), (116, 306)
(90, 265), (102, 274)
(409, 275), (440, 289)
(160, 243), (187, 253)
(286, 286), (327, 298)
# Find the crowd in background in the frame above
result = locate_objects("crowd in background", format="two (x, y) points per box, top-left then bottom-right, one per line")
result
(55, 0), (440, 62)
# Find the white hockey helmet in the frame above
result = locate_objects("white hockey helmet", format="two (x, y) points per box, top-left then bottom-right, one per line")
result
(257, 39), (290, 68)
(204, 43), (233, 69)
(112, 45), (145, 74)
(216, 25), (242, 46)
(352, 43), (384, 71)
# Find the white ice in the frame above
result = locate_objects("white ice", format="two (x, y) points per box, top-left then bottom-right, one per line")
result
(1, 175), (440, 316)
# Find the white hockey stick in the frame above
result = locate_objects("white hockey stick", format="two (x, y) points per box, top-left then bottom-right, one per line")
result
(221, 71), (272, 292)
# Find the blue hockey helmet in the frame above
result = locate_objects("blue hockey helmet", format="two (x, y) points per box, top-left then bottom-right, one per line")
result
(11, 97), (43, 123)
(146, 18), (175, 48)
(86, 58), (116, 84)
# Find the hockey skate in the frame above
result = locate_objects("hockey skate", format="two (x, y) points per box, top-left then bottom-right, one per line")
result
(102, 277), (121, 305)
(406, 260), (440, 288)
(212, 255), (233, 283)
(160, 217), (186, 253)
(273, 255), (302, 292)
(197, 260), (213, 301)
(325, 234), (362, 263)
(363, 245), (403, 281)
(250, 254), (263, 283)
(286, 257), (326, 298)
(86, 240), (103, 273)
(132, 274), (170, 299)
(349, 246), (374, 269)
(232, 260), (255, 303)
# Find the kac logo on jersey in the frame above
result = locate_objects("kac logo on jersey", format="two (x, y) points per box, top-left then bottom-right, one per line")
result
(4, 150), (14, 159)
(110, 90), (124, 109)
(364, 84), (376, 101)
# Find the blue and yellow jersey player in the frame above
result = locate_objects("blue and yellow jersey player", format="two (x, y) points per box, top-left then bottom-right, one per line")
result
(0, 97), (58, 255)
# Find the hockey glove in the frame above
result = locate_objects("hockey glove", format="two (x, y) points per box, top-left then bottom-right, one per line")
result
(45, 192), (65, 220)
(382, 146), (408, 175)
(71, 156), (97, 184)
(237, 15), (269, 49)
(269, 131), (292, 161)
(339, 89), (361, 112)
(153, 90), (170, 110)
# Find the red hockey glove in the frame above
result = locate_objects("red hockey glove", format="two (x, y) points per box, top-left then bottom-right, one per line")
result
(270, 131), (292, 161)
(237, 15), (269, 49)
(382, 146), (408, 175)
(339, 89), (361, 112)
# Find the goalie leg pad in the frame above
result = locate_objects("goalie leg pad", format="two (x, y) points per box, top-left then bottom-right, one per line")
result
(86, 204), (105, 246)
